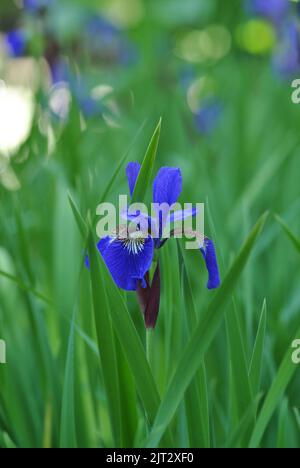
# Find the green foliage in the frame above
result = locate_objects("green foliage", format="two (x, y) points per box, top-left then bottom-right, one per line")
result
(0, 0), (300, 449)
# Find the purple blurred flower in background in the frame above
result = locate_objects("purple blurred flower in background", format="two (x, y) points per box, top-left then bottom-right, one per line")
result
(84, 15), (138, 66)
(245, 0), (290, 22)
(179, 66), (197, 91)
(273, 19), (300, 77)
(5, 29), (27, 57)
(24, 0), (52, 12)
(50, 58), (69, 85)
(194, 99), (223, 135)
(73, 82), (103, 118)
(49, 59), (103, 119)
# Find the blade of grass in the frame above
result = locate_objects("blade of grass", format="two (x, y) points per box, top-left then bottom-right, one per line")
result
(229, 137), (297, 226)
(180, 248), (210, 448)
(249, 299), (267, 396)
(146, 212), (268, 448)
(60, 313), (77, 448)
(115, 338), (138, 448)
(0, 431), (17, 449)
(226, 300), (253, 424)
(100, 263), (174, 447)
(68, 193), (88, 240)
(161, 241), (182, 380)
(224, 394), (262, 448)
(293, 408), (300, 431)
(249, 323), (300, 448)
(276, 398), (288, 448)
(99, 119), (147, 204)
(0, 270), (52, 306)
(131, 118), (161, 204)
(274, 214), (300, 255)
(88, 233), (122, 447)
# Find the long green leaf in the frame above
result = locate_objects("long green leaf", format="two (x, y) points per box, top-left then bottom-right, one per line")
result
(98, 119), (147, 204)
(131, 118), (161, 204)
(249, 324), (300, 448)
(224, 394), (262, 448)
(276, 398), (288, 448)
(146, 212), (268, 448)
(88, 233), (122, 447)
(293, 407), (300, 431)
(60, 313), (77, 448)
(68, 193), (88, 240)
(180, 249), (210, 448)
(0, 431), (17, 449)
(226, 302), (253, 427)
(99, 263), (173, 447)
(275, 214), (300, 255)
(249, 299), (267, 396)
(0, 270), (52, 306)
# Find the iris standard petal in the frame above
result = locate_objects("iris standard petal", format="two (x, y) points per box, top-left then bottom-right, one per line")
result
(126, 162), (141, 197)
(97, 234), (154, 291)
(153, 167), (182, 206)
(200, 238), (221, 289)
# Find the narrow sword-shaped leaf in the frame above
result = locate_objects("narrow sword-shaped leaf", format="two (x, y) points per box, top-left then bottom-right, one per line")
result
(60, 313), (77, 448)
(0, 270), (52, 306)
(100, 265), (174, 447)
(99, 119), (147, 204)
(68, 193), (88, 240)
(274, 214), (300, 255)
(226, 301), (254, 439)
(224, 394), (262, 448)
(180, 248), (210, 448)
(131, 118), (162, 204)
(88, 233), (122, 447)
(249, 324), (300, 448)
(249, 299), (267, 396)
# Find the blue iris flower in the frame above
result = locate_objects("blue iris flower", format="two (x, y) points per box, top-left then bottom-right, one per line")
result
(5, 30), (27, 58)
(245, 0), (289, 22)
(95, 163), (221, 295)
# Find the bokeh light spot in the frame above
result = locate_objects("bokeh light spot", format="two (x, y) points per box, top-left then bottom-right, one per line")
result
(175, 25), (231, 64)
(236, 19), (276, 55)
(0, 83), (34, 155)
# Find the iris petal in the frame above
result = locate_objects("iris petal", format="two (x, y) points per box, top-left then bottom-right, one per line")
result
(167, 207), (197, 224)
(153, 167), (182, 206)
(121, 208), (159, 238)
(97, 235), (154, 291)
(200, 238), (221, 289)
(126, 162), (141, 197)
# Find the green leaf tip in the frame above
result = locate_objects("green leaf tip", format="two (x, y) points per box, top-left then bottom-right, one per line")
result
(131, 118), (162, 204)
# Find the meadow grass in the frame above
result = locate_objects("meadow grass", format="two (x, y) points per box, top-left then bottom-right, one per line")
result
(0, 0), (300, 449)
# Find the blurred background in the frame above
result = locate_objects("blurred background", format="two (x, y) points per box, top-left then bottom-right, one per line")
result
(0, 0), (300, 448)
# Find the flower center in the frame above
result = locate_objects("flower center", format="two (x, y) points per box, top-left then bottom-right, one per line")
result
(122, 233), (145, 255)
